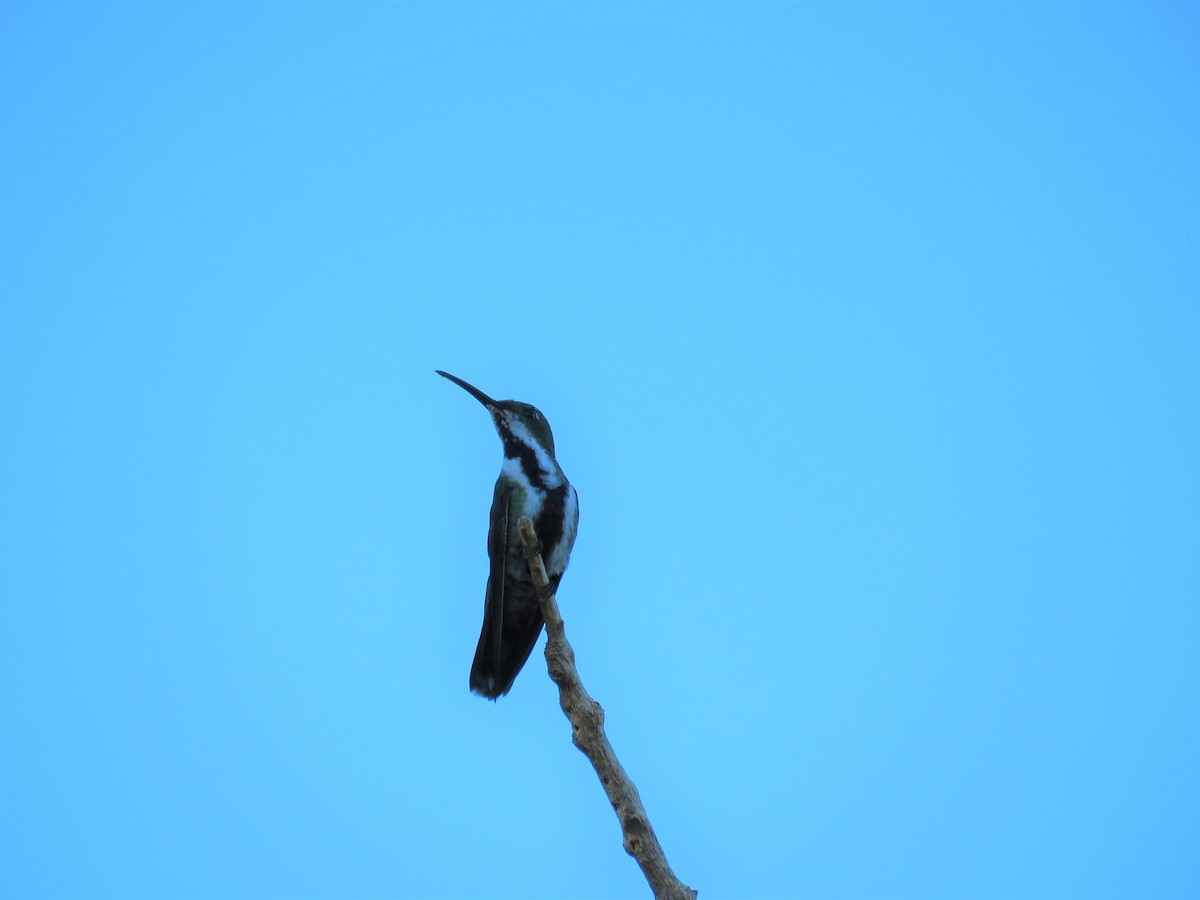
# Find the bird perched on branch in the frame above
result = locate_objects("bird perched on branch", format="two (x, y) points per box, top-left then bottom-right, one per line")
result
(436, 370), (579, 699)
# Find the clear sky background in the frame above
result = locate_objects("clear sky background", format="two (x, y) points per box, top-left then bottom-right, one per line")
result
(2, 3), (1197, 899)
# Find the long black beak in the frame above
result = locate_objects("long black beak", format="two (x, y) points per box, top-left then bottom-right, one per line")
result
(435, 370), (499, 410)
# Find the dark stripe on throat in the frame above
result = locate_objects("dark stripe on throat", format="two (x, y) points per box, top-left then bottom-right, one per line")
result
(498, 425), (549, 491)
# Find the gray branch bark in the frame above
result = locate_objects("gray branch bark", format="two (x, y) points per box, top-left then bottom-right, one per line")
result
(517, 517), (697, 900)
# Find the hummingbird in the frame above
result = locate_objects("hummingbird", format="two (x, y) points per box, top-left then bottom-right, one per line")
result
(436, 370), (580, 699)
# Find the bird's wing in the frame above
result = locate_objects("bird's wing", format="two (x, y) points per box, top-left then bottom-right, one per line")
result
(485, 482), (509, 685)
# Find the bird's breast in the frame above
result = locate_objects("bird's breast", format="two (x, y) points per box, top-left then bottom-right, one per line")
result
(542, 484), (579, 577)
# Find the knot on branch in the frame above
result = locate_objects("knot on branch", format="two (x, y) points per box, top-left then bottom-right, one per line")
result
(621, 809), (650, 838)
(545, 647), (573, 681)
(623, 833), (642, 858)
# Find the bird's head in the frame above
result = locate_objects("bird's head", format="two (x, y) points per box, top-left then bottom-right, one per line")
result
(436, 371), (556, 456)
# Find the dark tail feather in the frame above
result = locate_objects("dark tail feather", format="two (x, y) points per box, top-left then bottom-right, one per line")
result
(469, 586), (546, 699)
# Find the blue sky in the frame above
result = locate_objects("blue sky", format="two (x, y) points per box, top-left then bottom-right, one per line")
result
(2, 3), (1197, 898)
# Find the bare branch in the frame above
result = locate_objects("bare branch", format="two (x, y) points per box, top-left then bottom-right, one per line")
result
(517, 517), (696, 900)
